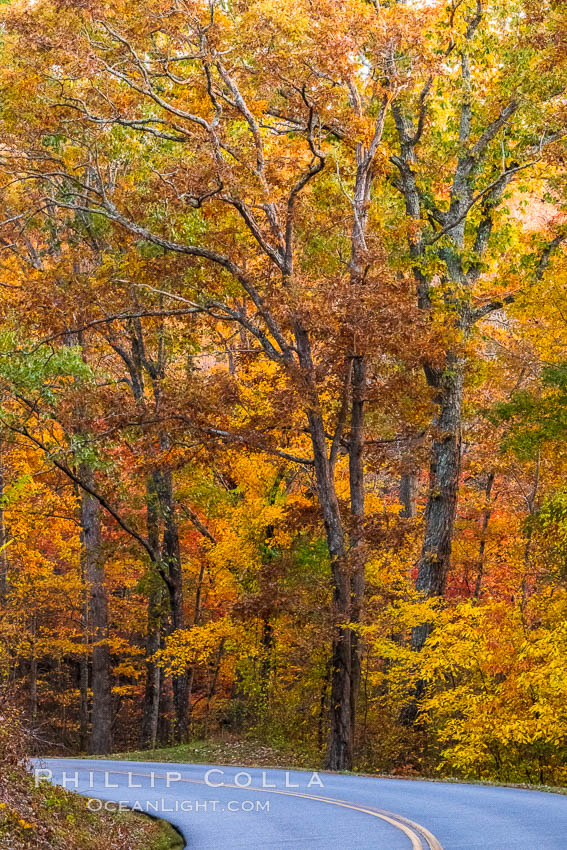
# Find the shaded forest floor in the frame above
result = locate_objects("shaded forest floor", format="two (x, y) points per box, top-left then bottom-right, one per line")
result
(0, 758), (183, 850)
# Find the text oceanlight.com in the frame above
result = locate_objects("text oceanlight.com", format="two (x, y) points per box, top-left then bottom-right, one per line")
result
(86, 798), (271, 813)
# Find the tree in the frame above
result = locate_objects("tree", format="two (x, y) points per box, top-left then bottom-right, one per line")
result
(0, 0), (414, 769)
(0, 0), (564, 776)
(382, 0), (566, 646)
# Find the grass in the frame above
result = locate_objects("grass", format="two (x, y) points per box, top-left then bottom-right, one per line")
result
(0, 758), (184, 850)
(106, 737), (317, 769)
(104, 736), (567, 798)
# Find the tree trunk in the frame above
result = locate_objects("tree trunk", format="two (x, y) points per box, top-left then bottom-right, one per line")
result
(521, 456), (540, 611)
(29, 616), (38, 722)
(141, 584), (162, 750)
(143, 595), (161, 750)
(155, 464), (189, 742)
(77, 479), (90, 752)
(347, 355), (366, 755)
(157, 667), (172, 746)
(204, 638), (225, 738)
(317, 658), (331, 753)
(0, 442), (9, 606)
(474, 471), (495, 599)
(326, 622), (353, 770)
(141, 476), (162, 749)
(399, 453), (418, 518)
(259, 617), (274, 699)
(79, 655), (89, 752)
(327, 132), (376, 767)
(80, 463), (112, 755)
(305, 405), (353, 770)
(412, 358), (464, 650)
(294, 322), (365, 771)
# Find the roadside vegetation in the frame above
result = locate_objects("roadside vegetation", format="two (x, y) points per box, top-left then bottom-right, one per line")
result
(107, 735), (567, 798)
(107, 737), (315, 770)
(0, 711), (183, 850)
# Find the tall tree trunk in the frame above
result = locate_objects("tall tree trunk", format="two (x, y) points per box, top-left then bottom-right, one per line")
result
(29, 613), (38, 722)
(186, 559), (208, 711)
(141, 476), (162, 749)
(326, 126), (378, 767)
(79, 654), (89, 752)
(317, 658), (331, 753)
(304, 402), (352, 770)
(76, 480), (90, 751)
(204, 638), (225, 738)
(412, 358), (464, 650)
(474, 471), (495, 599)
(347, 355), (366, 755)
(0, 442), (9, 606)
(326, 596), (353, 771)
(294, 323), (367, 770)
(141, 584), (161, 749)
(29, 657), (38, 721)
(259, 617), (274, 700)
(399, 452), (418, 518)
(157, 665), (172, 746)
(521, 456), (540, 612)
(304, 400), (352, 769)
(281, 102), (383, 769)
(80, 463), (112, 755)
(156, 464), (189, 742)
(291, 320), (353, 768)
(108, 323), (190, 743)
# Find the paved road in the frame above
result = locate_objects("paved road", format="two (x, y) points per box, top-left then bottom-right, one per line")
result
(35, 758), (567, 849)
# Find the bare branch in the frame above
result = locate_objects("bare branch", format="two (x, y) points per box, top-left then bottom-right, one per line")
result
(0, 417), (159, 566)
(329, 360), (352, 472)
(201, 425), (313, 466)
(471, 292), (516, 322)
(180, 504), (216, 544)
(429, 159), (537, 246)
(536, 233), (566, 280)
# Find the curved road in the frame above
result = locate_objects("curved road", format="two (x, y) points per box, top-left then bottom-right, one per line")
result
(35, 758), (567, 849)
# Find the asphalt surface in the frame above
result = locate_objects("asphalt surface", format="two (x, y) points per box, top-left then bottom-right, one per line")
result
(35, 758), (567, 849)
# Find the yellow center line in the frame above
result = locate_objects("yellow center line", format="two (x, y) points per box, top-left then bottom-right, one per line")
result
(65, 764), (444, 850)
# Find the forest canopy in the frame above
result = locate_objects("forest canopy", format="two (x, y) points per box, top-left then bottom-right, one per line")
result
(0, 0), (565, 783)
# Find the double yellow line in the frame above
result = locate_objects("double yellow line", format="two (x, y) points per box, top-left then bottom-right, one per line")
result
(62, 764), (444, 850)
(233, 786), (444, 850)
